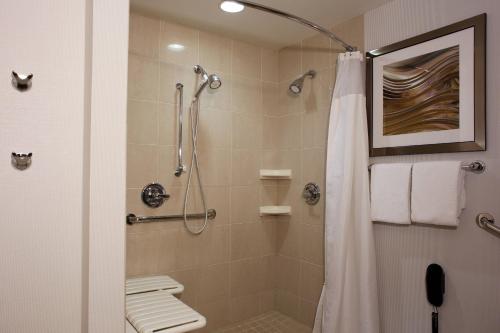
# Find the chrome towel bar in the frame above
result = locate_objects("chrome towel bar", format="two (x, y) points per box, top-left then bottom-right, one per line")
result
(368, 160), (486, 174)
(476, 213), (500, 236)
(127, 209), (216, 225)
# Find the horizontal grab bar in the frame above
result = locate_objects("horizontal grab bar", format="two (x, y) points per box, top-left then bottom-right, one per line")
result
(127, 209), (216, 225)
(476, 213), (500, 236)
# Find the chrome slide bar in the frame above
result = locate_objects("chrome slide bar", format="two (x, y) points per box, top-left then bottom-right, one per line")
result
(231, 0), (357, 52)
(174, 83), (185, 177)
(127, 209), (216, 225)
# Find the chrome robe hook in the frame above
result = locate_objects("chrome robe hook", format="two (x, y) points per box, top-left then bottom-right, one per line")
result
(12, 71), (33, 91)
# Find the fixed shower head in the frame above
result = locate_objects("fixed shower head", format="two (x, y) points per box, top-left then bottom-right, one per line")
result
(289, 69), (316, 95)
(193, 65), (222, 99)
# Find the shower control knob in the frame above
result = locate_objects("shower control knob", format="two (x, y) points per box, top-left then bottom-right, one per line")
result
(142, 183), (170, 208)
(303, 182), (321, 205)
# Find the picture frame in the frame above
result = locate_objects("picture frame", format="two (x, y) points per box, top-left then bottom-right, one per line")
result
(366, 14), (486, 157)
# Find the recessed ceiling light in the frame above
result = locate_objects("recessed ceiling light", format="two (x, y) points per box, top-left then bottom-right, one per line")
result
(219, 1), (245, 13)
(167, 43), (185, 52)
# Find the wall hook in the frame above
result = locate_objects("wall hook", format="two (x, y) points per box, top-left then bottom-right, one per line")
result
(11, 152), (32, 170)
(12, 71), (33, 91)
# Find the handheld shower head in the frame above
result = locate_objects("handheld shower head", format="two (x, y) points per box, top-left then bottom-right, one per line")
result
(193, 65), (222, 99)
(289, 69), (316, 95)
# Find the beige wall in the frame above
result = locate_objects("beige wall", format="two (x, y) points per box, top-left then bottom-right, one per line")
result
(268, 16), (365, 327)
(365, 1), (500, 332)
(126, 11), (364, 332)
(126, 12), (278, 332)
(0, 1), (87, 332)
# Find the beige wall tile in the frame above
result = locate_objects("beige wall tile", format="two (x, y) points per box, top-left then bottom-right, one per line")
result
(229, 293), (261, 323)
(279, 44), (301, 82)
(156, 229), (179, 273)
(298, 299), (317, 328)
(302, 106), (329, 148)
(174, 229), (202, 270)
(231, 76), (262, 115)
(300, 224), (325, 265)
(158, 146), (188, 188)
(198, 148), (231, 186)
(231, 185), (259, 224)
(231, 223), (262, 260)
(197, 108), (231, 150)
(159, 62), (196, 104)
(200, 225), (230, 266)
(126, 232), (160, 276)
(278, 80), (302, 115)
(159, 21), (198, 66)
(232, 41), (261, 80)
(127, 144), (159, 188)
(276, 255), (300, 295)
(276, 221), (300, 258)
(275, 290), (300, 319)
(169, 268), (201, 307)
(302, 148), (325, 185)
(232, 112), (262, 149)
(301, 67), (335, 110)
(231, 149), (259, 186)
(262, 48), (279, 82)
(158, 102), (184, 147)
(299, 261), (324, 303)
(196, 298), (231, 331)
(199, 263), (230, 303)
(199, 31), (232, 74)
(259, 291), (276, 313)
(128, 100), (159, 145)
(128, 54), (159, 101)
(129, 13), (160, 58)
(302, 33), (332, 71)
(230, 258), (263, 297)
(205, 186), (230, 225)
(262, 82), (279, 116)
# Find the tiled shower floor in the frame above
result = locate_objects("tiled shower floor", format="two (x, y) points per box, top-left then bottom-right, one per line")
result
(214, 311), (311, 333)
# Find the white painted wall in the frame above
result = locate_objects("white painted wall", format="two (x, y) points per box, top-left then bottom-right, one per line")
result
(0, 1), (128, 332)
(0, 1), (87, 332)
(365, 1), (500, 332)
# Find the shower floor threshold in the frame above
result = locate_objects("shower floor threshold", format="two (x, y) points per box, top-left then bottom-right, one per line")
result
(213, 311), (311, 333)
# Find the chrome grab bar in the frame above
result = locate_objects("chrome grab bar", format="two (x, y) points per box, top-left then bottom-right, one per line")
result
(126, 209), (216, 225)
(476, 213), (500, 236)
(174, 83), (186, 177)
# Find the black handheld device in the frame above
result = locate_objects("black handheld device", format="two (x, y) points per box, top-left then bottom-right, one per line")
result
(426, 263), (445, 333)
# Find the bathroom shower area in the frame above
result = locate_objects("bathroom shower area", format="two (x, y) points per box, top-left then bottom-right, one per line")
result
(125, 2), (364, 332)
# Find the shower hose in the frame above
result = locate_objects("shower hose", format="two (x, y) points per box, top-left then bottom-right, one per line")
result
(182, 97), (208, 235)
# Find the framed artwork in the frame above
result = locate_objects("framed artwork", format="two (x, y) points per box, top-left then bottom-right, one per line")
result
(366, 14), (486, 157)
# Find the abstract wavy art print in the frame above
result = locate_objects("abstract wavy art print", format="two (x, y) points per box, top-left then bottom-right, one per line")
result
(383, 45), (460, 136)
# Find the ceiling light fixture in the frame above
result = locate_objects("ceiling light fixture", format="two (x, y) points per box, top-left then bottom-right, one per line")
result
(219, 1), (245, 13)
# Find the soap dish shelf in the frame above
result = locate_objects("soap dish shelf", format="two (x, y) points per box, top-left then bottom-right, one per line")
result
(260, 169), (292, 179)
(260, 206), (291, 216)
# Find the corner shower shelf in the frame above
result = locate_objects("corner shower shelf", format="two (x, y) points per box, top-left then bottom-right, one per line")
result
(260, 206), (291, 216)
(259, 169), (292, 179)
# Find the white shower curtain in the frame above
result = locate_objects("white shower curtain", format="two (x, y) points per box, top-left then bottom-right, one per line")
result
(313, 51), (379, 333)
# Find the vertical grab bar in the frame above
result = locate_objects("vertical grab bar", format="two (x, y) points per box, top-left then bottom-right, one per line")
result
(174, 83), (185, 177)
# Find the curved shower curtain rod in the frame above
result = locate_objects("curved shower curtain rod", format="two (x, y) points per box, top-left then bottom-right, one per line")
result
(226, 0), (357, 52)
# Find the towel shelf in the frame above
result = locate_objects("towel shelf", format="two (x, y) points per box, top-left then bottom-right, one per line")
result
(476, 213), (500, 236)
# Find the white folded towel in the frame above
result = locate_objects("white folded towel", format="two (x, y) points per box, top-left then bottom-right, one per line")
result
(370, 163), (412, 224)
(411, 161), (466, 226)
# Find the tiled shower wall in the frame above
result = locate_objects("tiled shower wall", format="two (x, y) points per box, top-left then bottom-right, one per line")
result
(126, 12), (278, 332)
(126, 11), (364, 332)
(266, 16), (365, 326)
